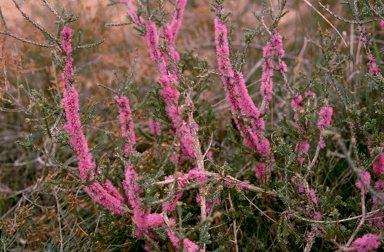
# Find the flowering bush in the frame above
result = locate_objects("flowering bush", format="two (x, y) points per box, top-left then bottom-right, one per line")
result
(1, 0), (384, 251)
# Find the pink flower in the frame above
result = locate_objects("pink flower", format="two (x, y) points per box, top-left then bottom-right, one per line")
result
(116, 95), (136, 157)
(313, 212), (321, 220)
(165, 220), (200, 252)
(214, 15), (270, 156)
(254, 163), (266, 179)
(296, 184), (305, 193)
(261, 59), (274, 102)
(183, 238), (200, 252)
(134, 206), (150, 230)
(145, 21), (160, 62)
(61, 29), (125, 215)
(126, 0), (194, 160)
(373, 153), (384, 177)
(319, 106), (332, 117)
(237, 180), (250, 193)
(370, 65), (381, 75)
(64, 57), (74, 81)
(370, 211), (384, 230)
(319, 141), (325, 149)
(375, 181), (384, 191)
(179, 124), (195, 159)
(256, 137), (270, 157)
(352, 233), (380, 252)
(61, 27), (72, 53)
(160, 81), (180, 104)
(148, 213), (164, 227)
(167, 232), (199, 252)
(149, 118), (161, 135)
(305, 91), (314, 97)
(123, 165), (143, 208)
(276, 61), (287, 73)
(356, 171), (371, 194)
(271, 33), (285, 57)
(291, 95), (304, 112)
(224, 179), (232, 188)
(368, 56), (381, 75)
(297, 156), (305, 163)
(187, 167), (207, 183)
(214, 17), (232, 76)
(84, 183), (124, 215)
(318, 107), (333, 128)
(299, 141), (310, 153)
(162, 0), (187, 44)
(163, 191), (183, 214)
(254, 163), (266, 184)
(262, 42), (273, 57)
(308, 189), (317, 204)
(104, 179), (125, 203)
(295, 141), (309, 163)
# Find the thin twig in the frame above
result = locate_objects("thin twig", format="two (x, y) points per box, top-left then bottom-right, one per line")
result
(53, 187), (63, 252)
(228, 192), (239, 252)
(304, 0), (347, 46)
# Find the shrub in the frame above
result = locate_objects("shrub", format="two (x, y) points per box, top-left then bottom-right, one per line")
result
(1, 0), (384, 251)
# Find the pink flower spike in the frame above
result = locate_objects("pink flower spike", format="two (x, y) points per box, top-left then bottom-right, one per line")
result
(214, 17), (232, 76)
(166, 0), (187, 44)
(214, 15), (271, 156)
(145, 21), (160, 62)
(61, 27), (72, 54)
(352, 233), (380, 252)
(115, 95), (136, 157)
(271, 33), (285, 57)
(61, 26), (126, 215)
(149, 118), (161, 136)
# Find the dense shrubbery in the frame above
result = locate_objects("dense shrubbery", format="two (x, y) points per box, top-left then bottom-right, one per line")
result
(2, 0), (384, 251)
